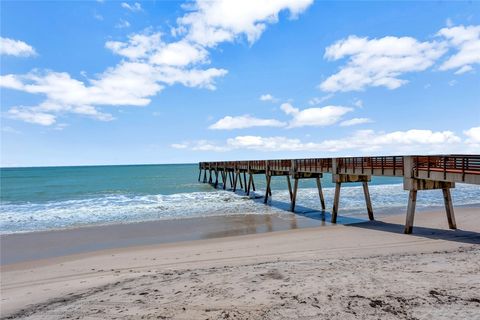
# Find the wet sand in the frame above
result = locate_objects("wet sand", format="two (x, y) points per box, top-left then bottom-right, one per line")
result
(1, 207), (479, 319)
(0, 211), (362, 265)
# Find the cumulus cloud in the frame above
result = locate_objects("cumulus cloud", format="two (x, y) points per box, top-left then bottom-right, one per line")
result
(7, 107), (57, 126)
(180, 129), (462, 153)
(121, 2), (142, 12)
(0, 37), (36, 57)
(319, 24), (480, 92)
(259, 93), (276, 102)
(464, 126), (480, 145)
(209, 115), (286, 130)
(280, 103), (352, 128)
(2, 0), (312, 126)
(105, 33), (162, 60)
(339, 117), (373, 127)
(175, 0), (313, 47)
(438, 25), (480, 74)
(319, 35), (447, 92)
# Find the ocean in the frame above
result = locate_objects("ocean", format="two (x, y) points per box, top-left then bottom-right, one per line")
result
(1, 163), (479, 234)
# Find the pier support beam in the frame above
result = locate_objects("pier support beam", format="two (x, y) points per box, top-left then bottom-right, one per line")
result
(246, 173), (257, 196)
(198, 169), (202, 182)
(243, 172), (247, 193)
(362, 181), (374, 220)
(331, 174), (372, 223)
(228, 172), (233, 189)
(214, 170), (219, 188)
(222, 171), (227, 190)
(264, 175), (271, 203)
(286, 176), (293, 201)
(443, 187), (457, 229)
(404, 189), (417, 234)
(290, 178), (299, 212)
(287, 172), (324, 213)
(238, 172), (243, 189)
(332, 182), (341, 224)
(233, 172), (238, 192)
(316, 177), (326, 211)
(403, 177), (456, 234)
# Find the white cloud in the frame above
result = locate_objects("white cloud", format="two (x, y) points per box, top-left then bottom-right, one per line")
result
(320, 35), (447, 92)
(106, 33), (209, 67)
(7, 107), (56, 126)
(280, 102), (352, 128)
(308, 94), (333, 106)
(260, 93), (276, 102)
(121, 2), (142, 12)
(154, 66), (227, 89)
(106, 33), (162, 60)
(171, 143), (188, 149)
(339, 117), (373, 127)
(192, 140), (230, 152)
(115, 19), (131, 29)
(464, 126), (480, 144)
(438, 25), (480, 74)
(209, 115), (286, 130)
(454, 65), (473, 75)
(150, 40), (209, 66)
(320, 24), (480, 92)
(2, 1), (312, 126)
(1, 60), (226, 125)
(0, 37), (36, 57)
(176, 0), (313, 47)
(353, 99), (363, 108)
(184, 129), (462, 153)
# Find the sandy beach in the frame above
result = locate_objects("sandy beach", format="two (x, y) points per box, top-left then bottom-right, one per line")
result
(1, 207), (480, 319)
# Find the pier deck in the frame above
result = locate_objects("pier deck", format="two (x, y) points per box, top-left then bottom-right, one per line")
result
(199, 155), (480, 234)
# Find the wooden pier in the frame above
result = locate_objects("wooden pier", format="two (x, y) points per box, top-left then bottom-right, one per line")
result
(198, 155), (480, 234)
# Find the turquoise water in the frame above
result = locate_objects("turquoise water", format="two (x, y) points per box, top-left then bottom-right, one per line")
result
(1, 164), (479, 233)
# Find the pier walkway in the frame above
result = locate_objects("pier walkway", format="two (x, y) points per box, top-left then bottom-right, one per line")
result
(198, 155), (480, 233)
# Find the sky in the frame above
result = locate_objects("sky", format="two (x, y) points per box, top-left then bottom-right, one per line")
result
(1, 0), (479, 167)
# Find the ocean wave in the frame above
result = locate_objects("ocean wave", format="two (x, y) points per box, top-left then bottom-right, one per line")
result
(1, 183), (479, 234)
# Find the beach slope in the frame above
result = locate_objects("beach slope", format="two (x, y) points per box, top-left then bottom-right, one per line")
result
(1, 208), (479, 319)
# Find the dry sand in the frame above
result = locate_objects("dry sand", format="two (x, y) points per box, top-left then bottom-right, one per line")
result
(1, 207), (480, 319)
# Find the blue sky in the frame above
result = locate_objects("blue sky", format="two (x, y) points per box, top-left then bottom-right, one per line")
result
(1, 0), (479, 167)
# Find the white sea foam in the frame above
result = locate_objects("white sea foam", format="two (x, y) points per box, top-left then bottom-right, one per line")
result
(1, 183), (479, 234)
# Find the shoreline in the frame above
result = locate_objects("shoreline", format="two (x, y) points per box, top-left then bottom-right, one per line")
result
(1, 207), (479, 319)
(2, 204), (480, 265)
(1, 211), (360, 266)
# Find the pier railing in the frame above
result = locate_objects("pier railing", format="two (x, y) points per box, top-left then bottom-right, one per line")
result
(336, 156), (404, 176)
(249, 160), (266, 171)
(201, 155), (480, 181)
(268, 159), (292, 172)
(295, 158), (332, 173)
(413, 155), (480, 182)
